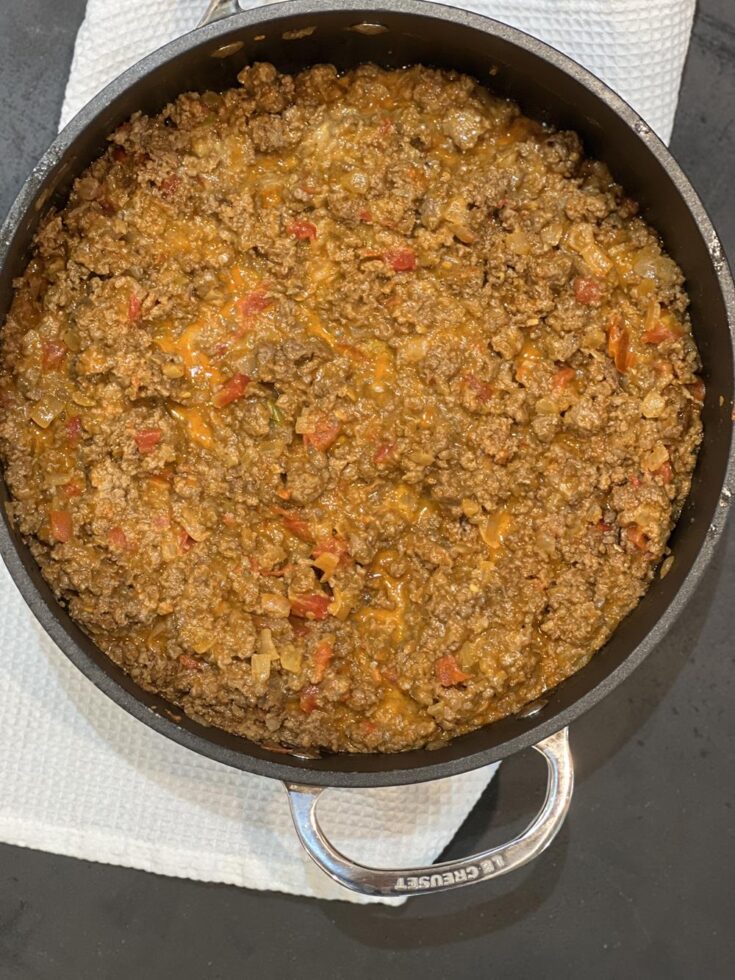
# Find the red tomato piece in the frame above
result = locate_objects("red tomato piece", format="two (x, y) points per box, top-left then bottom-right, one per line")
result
(213, 373), (250, 408)
(643, 320), (682, 344)
(64, 481), (82, 498)
(134, 428), (161, 453)
(311, 639), (334, 684)
(128, 293), (142, 323)
(108, 526), (128, 550)
(276, 508), (312, 542)
(464, 374), (494, 402)
(288, 220), (317, 241)
(384, 248), (416, 272)
(303, 416), (341, 452)
(237, 288), (272, 323)
(299, 686), (319, 713)
(41, 340), (67, 371)
(290, 593), (331, 621)
(358, 208), (373, 223)
(179, 654), (205, 671)
(373, 442), (396, 465)
(50, 509), (73, 543)
(160, 174), (180, 195)
(656, 461), (673, 484)
(573, 276), (602, 305)
(552, 366), (576, 392)
(65, 415), (82, 446)
(435, 654), (470, 687)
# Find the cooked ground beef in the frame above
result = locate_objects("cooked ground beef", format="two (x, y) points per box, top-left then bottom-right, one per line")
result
(0, 64), (703, 754)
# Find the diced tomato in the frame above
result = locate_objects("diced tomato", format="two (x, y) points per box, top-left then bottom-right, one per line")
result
(373, 441), (397, 465)
(379, 117), (394, 138)
(299, 686), (319, 713)
(290, 593), (331, 620)
(655, 461), (673, 484)
(179, 654), (205, 671)
(303, 416), (341, 452)
(64, 481), (82, 498)
(358, 208), (373, 223)
(687, 378), (706, 403)
(50, 509), (72, 543)
(178, 529), (194, 552)
(65, 415), (82, 446)
(552, 366), (576, 392)
(312, 535), (349, 563)
(643, 320), (682, 344)
(41, 340), (67, 371)
(435, 654), (470, 687)
(108, 526), (128, 550)
(237, 288), (272, 323)
(276, 508), (312, 542)
(573, 276), (602, 305)
(288, 220), (317, 241)
(629, 473), (642, 489)
(160, 174), (180, 195)
(213, 373), (250, 408)
(607, 315), (633, 373)
(384, 248), (416, 272)
(625, 524), (649, 551)
(312, 639), (334, 684)
(134, 427), (161, 453)
(464, 374), (494, 402)
(128, 292), (142, 323)
(594, 519), (612, 532)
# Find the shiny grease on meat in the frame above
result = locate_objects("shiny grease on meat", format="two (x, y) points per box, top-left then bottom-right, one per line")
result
(0, 64), (703, 753)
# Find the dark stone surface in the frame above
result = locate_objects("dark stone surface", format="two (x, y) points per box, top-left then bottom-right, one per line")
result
(0, 2), (733, 976)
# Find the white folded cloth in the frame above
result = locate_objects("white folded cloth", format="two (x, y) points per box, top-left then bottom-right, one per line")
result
(61, 0), (696, 142)
(1, 0), (693, 905)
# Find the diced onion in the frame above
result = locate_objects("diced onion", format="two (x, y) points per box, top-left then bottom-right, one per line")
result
(257, 627), (278, 659)
(312, 552), (339, 577)
(279, 645), (303, 673)
(260, 593), (291, 617)
(250, 652), (272, 685)
(29, 395), (64, 429)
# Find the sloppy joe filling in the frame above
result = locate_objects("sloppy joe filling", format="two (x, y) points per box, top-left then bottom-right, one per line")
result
(0, 64), (703, 753)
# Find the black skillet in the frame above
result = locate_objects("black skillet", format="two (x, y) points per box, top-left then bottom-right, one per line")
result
(1, 0), (733, 897)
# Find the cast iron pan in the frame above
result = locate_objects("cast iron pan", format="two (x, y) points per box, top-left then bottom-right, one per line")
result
(0, 0), (733, 896)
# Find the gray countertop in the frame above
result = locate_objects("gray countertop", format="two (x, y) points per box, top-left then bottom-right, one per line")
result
(1, 2), (734, 977)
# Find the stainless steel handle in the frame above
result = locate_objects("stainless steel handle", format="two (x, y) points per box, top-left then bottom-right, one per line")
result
(198, 0), (242, 27)
(286, 728), (573, 898)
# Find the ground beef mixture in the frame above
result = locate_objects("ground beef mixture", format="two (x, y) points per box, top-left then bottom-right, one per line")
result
(0, 64), (704, 754)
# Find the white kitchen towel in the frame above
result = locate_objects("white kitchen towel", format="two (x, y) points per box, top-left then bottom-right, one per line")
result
(60, 0), (697, 142)
(1, 0), (693, 905)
